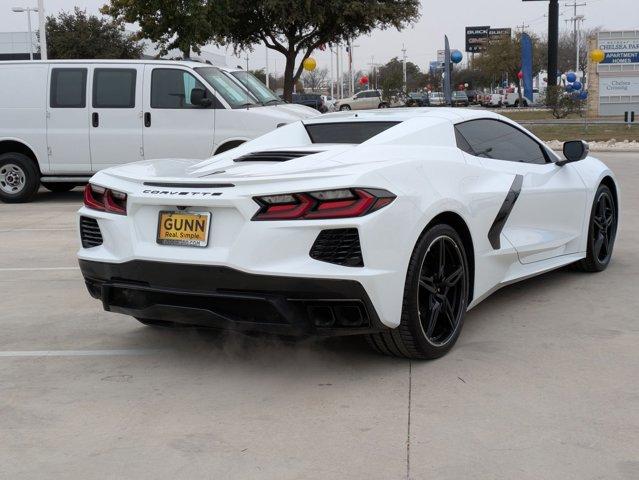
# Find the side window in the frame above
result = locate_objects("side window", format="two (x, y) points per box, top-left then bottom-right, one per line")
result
(93, 68), (136, 108)
(50, 68), (87, 108)
(151, 69), (206, 109)
(354, 92), (364, 99)
(455, 119), (548, 165)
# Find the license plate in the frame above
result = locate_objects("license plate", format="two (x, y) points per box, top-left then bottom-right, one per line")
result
(156, 211), (211, 247)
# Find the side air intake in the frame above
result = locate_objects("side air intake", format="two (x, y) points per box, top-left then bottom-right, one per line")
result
(234, 150), (321, 162)
(80, 216), (103, 248)
(310, 228), (363, 267)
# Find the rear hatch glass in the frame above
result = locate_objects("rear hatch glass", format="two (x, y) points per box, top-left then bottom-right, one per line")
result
(305, 121), (400, 144)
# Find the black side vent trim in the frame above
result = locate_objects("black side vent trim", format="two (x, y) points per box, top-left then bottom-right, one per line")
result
(310, 228), (363, 267)
(234, 150), (321, 162)
(143, 182), (234, 188)
(488, 174), (523, 250)
(80, 216), (103, 248)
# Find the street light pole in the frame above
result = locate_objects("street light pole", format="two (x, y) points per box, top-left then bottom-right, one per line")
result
(547, 0), (559, 86)
(11, 6), (38, 60)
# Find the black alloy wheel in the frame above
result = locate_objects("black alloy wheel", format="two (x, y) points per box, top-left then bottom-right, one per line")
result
(416, 235), (466, 346)
(366, 224), (469, 359)
(578, 184), (617, 272)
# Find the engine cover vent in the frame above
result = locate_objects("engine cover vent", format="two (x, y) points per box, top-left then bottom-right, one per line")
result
(234, 150), (321, 162)
(80, 216), (103, 248)
(310, 228), (363, 267)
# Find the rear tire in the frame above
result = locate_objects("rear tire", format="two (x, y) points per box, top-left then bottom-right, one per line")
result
(378, 102), (389, 108)
(367, 224), (469, 359)
(576, 184), (617, 272)
(339, 105), (351, 111)
(0, 152), (40, 203)
(42, 182), (77, 193)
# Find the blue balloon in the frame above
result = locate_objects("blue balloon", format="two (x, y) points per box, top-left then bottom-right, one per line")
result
(579, 91), (588, 100)
(566, 72), (577, 83)
(566, 84), (574, 92)
(451, 50), (463, 64)
(572, 81), (582, 91)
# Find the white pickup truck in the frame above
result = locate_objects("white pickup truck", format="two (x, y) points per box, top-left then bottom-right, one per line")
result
(504, 89), (542, 107)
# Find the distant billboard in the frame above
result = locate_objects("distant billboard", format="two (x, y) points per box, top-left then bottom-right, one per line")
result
(465, 26), (512, 53)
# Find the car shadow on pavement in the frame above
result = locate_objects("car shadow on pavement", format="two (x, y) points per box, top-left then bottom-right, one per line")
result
(31, 188), (84, 204)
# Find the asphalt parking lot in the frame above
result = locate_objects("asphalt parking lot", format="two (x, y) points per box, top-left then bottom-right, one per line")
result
(1, 152), (638, 480)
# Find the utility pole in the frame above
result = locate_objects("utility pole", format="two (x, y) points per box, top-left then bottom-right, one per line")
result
(517, 22), (530, 34)
(37, 0), (47, 60)
(264, 44), (269, 88)
(565, 1), (586, 72)
(329, 45), (334, 98)
(401, 44), (407, 93)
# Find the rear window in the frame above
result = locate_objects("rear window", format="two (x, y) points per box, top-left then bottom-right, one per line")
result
(305, 121), (400, 144)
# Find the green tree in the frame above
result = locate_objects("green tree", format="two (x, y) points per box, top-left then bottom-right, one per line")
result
(377, 57), (425, 94)
(213, 1), (420, 101)
(45, 7), (143, 59)
(101, 0), (214, 58)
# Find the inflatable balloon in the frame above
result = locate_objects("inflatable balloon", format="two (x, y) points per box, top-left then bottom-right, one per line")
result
(566, 72), (577, 83)
(572, 81), (583, 91)
(303, 57), (317, 71)
(566, 84), (574, 93)
(517, 71), (523, 80)
(451, 50), (463, 64)
(590, 49), (605, 63)
(359, 76), (369, 86)
(579, 91), (588, 100)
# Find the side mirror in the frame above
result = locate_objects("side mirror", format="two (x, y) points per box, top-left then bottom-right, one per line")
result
(190, 88), (212, 108)
(557, 140), (589, 166)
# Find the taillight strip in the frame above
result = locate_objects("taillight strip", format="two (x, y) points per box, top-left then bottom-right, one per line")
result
(84, 184), (127, 215)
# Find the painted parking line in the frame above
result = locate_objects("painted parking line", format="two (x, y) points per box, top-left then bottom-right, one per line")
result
(0, 349), (163, 358)
(0, 228), (76, 233)
(0, 267), (79, 272)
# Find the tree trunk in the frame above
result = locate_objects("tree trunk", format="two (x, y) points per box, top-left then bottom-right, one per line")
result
(182, 46), (190, 59)
(282, 52), (296, 102)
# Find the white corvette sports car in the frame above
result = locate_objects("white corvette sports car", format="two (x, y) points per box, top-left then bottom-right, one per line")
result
(78, 109), (619, 359)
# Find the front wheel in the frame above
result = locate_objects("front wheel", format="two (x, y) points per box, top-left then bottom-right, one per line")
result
(378, 102), (389, 109)
(0, 153), (40, 203)
(367, 224), (469, 359)
(576, 184), (617, 272)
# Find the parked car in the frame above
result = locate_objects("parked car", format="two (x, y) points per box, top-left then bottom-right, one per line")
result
(483, 93), (504, 108)
(503, 89), (542, 107)
(220, 67), (319, 118)
(320, 95), (338, 112)
(428, 91), (445, 106)
(291, 93), (327, 113)
(334, 90), (388, 110)
(0, 60), (316, 203)
(465, 90), (478, 104)
(405, 92), (430, 107)
(452, 91), (470, 107)
(78, 109), (618, 359)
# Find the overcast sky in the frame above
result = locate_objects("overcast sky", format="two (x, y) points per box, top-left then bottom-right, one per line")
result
(3, 0), (638, 74)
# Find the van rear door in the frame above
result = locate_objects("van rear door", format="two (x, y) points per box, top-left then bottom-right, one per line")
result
(89, 65), (143, 170)
(141, 65), (215, 160)
(47, 66), (91, 173)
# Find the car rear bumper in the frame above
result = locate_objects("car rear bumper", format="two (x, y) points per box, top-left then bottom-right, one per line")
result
(79, 259), (385, 337)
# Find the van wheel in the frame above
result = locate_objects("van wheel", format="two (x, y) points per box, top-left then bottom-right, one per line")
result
(0, 153), (40, 203)
(42, 182), (77, 193)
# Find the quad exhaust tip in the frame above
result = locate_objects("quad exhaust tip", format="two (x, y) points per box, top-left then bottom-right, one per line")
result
(307, 304), (365, 328)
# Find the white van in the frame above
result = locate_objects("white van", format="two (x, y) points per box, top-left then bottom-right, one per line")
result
(0, 60), (317, 202)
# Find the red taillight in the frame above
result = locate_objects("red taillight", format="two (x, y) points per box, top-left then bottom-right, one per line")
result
(83, 184), (127, 215)
(252, 188), (395, 221)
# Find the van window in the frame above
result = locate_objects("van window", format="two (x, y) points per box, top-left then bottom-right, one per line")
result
(92, 69), (136, 108)
(50, 68), (87, 108)
(195, 67), (259, 109)
(151, 69), (207, 109)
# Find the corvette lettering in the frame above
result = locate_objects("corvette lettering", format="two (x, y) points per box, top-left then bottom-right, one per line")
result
(142, 189), (222, 197)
